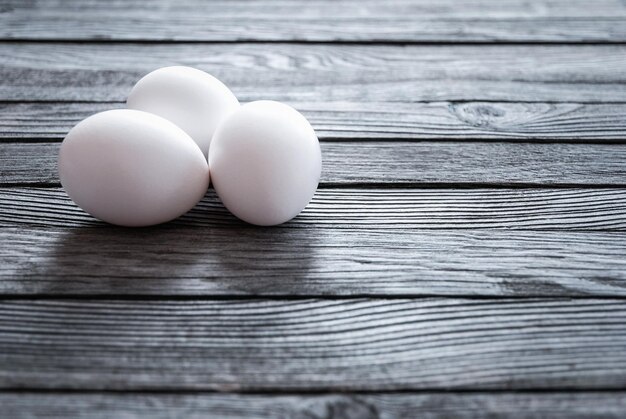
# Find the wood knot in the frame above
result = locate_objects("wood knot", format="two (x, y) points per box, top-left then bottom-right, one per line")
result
(450, 102), (507, 128)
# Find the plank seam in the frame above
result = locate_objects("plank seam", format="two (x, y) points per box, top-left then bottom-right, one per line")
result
(4, 138), (626, 145)
(1, 388), (626, 395)
(6, 99), (626, 105)
(1, 295), (625, 301)
(4, 39), (626, 46)
(4, 182), (626, 190)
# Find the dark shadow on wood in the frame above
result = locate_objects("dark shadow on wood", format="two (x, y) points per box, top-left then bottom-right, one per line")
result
(30, 221), (316, 296)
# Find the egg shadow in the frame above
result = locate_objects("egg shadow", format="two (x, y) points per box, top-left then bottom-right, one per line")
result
(32, 190), (317, 296)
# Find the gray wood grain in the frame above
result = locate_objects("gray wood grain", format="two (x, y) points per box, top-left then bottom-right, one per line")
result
(3, 187), (626, 231)
(2, 0), (625, 43)
(2, 392), (626, 419)
(2, 225), (625, 296)
(5, 101), (626, 142)
(3, 1), (626, 403)
(3, 44), (626, 102)
(2, 298), (626, 390)
(2, 141), (625, 186)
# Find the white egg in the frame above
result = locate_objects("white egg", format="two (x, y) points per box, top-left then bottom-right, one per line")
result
(127, 66), (240, 156)
(209, 100), (322, 226)
(59, 109), (210, 227)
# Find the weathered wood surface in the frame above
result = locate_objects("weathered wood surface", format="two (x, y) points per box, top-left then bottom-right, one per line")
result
(3, 187), (625, 297)
(3, 392), (626, 419)
(5, 101), (626, 142)
(2, 225), (625, 296)
(1, 298), (626, 390)
(2, 0), (626, 43)
(3, 141), (625, 186)
(3, 44), (626, 103)
(2, 0), (626, 409)
(3, 187), (626, 230)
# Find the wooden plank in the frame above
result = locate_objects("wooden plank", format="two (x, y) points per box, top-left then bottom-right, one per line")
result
(1, 298), (626, 390)
(2, 141), (625, 186)
(3, 187), (626, 231)
(2, 225), (625, 296)
(2, 0), (626, 43)
(2, 392), (626, 418)
(3, 44), (626, 103)
(5, 101), (626, 142)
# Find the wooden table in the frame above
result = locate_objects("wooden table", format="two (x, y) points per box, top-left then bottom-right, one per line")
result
(2, 1), (626, 417)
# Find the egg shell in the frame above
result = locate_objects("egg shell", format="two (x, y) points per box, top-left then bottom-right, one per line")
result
(59, 109), (210, 227)
(209, 100), (322, 226)
(127, 66), (240, 156)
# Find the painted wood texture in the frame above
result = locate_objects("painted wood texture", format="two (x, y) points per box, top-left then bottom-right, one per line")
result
(2, 0), (626, 410)
(2, 141), (625, 186)
(3, 187), (626, 230)
(2, 188), (625, 296)
(3, 44), (626, 102)
(4, 101), (626, 141)
(2, 392), (626, 419)
(2, 225), (625, 296)
(1, 298), (626, 390)
(2, 0), (626, 42)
